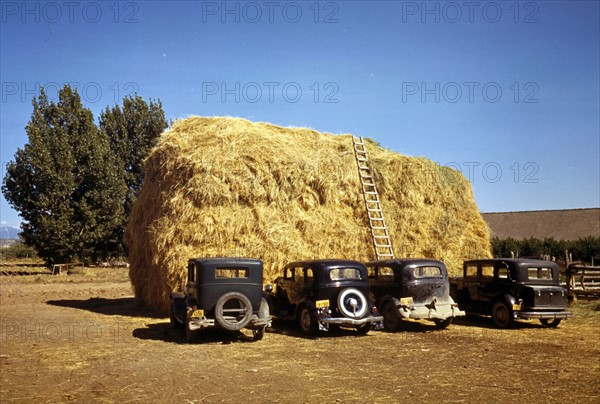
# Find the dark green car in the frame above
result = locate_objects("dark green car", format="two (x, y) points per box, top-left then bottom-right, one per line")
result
(268, 259), (383, 335)
(170, 257), (271, 341)
(450, 258), (573, 328)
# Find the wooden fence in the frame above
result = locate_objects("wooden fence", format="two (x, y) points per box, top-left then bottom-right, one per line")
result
(566, 264), (600, 300)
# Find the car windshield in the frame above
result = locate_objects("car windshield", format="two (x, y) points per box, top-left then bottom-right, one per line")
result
(527, 267), (553, 280)
(413, 266), (442, 278)
(330, 267), (362, 281)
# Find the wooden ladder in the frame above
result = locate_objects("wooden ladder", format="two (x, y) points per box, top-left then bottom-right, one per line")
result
(352, 136), (395, 260)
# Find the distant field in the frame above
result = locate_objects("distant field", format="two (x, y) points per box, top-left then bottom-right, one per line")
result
(482, 208), (600, 240)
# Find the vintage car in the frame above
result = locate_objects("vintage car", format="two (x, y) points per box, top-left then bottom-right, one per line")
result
(170, 257), (271, 341)
(267, 259), (383, 335)
(450, 258), (573, 328)
(366, 259), (465, 331)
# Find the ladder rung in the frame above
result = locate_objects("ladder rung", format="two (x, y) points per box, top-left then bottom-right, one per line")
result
(367, 207), (382, 212)
(364, 190), (378, 195)
(369, 216), (385, 220)
(356, 156), (368, 162)
(373, 235), (390, 239)
(377, 254), (395, 258)
(376, 245), (392, 249)
(371, 226), (387, 230)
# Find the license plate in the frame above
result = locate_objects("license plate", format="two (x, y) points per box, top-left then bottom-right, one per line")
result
(512, 304), (522, 311)
(191, 309), (204, 318)
(315, 299), (330, 308)
(400, 297), (414, 306)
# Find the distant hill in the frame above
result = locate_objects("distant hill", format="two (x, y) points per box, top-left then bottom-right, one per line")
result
(482, 208), (600, 240)
(0, 226), (20, 239)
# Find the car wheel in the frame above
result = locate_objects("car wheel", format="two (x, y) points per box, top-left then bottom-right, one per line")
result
(253, 325), (267, 341)
(356, 324), (370, 335)
(298, 305), (318, 335)
(540, 318), (561, 328)
(185, 310), (199, 342)
(382, 301), (400, 332)
(337, 288), (368, 319)
(434, 317), (452, 330)
(491, 301), (514, 329)
(214, 292), (253, 331)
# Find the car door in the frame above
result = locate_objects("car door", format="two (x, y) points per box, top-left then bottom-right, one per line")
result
(476, 263), (496, 303)
(463, 263), (479, 302)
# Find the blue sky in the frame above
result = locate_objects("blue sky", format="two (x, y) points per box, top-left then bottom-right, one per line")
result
(1, 0), (599, 227)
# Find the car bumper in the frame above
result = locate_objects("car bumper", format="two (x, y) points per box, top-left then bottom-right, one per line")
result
(320, 315), (384, 326)
(189, 315), (272, 331)
(397, 304), (465, 321)
(515, 311), (573, 320)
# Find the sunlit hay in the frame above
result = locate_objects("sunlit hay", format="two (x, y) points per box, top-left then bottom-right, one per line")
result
(125, 116), (491, 313)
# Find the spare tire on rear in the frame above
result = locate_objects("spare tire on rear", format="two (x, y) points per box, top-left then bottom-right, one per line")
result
(214, 292), (253, 331)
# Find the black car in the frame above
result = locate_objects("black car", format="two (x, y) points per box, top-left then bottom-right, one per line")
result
(267, 259), (383, 335)
(450, 258), (573, 328)
(170, 257), (271, 341)
(366, 259), (465, 331)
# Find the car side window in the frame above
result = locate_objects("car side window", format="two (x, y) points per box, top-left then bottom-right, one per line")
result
(367, 267), (377, 279)
(497, 267), (509, 280)
(304, 268), (313, 284)
(284, 267), (294, 280)
(293, 268), (304, 283)
(379, 266), (394, 281)
(481, 265), (494, 279)
(465, 265), (477, 277)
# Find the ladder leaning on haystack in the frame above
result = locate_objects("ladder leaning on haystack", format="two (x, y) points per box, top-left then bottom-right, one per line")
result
(352, 136), (395, 260)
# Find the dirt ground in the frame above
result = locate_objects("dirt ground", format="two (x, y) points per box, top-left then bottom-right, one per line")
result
(1, 266), (599, 403)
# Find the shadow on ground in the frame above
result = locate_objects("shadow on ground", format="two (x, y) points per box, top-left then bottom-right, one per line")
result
(47, 297), (163, 319)
(133, 322), (263, 345)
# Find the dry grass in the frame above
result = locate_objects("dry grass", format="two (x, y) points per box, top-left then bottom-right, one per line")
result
(125, 116), (491, 313)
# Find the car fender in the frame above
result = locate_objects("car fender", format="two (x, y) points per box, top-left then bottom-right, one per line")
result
(378, 295), (397, 309)
(490, 294), (517, 312)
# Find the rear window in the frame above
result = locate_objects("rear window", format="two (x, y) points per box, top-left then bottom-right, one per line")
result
(215, 268), (249, 278)
(527, 267), (553, 280)
(330, 267), (362, 281)
(413, 266), (442, 278)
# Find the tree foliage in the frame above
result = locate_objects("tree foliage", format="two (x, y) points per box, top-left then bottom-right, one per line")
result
(2, 86), (126, 264)
(99, 96), (168, 255)
(491, 236), (600, 263)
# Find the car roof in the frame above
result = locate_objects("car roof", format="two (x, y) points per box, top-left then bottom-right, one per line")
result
(284, 259), (366, 269)
(188, 257), (263, 267)
(365, 258), (445, 267)
(463, 258), (558, 266)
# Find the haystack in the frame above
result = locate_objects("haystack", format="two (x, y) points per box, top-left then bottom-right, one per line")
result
(125, 116), (491, 313)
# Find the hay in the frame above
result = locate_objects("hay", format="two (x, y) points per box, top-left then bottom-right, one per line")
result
(125, 116), (491, 313)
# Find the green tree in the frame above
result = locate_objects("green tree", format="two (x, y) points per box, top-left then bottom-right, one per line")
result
(99, 96), (168, 254)
(2, 86), (126, 265)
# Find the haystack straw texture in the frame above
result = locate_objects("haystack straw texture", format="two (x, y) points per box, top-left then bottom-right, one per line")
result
(125, 116), (491, 313)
